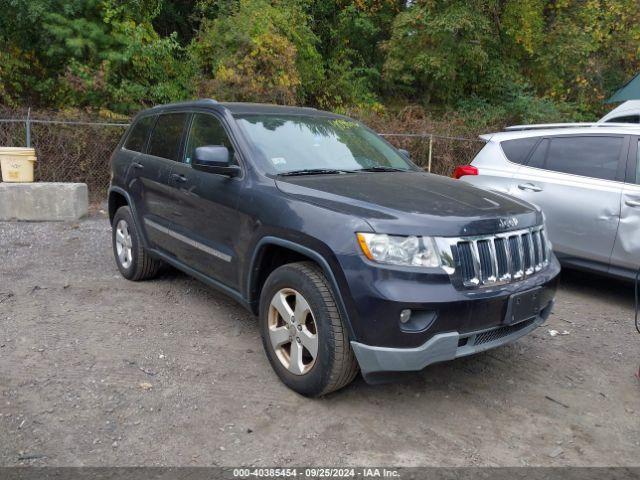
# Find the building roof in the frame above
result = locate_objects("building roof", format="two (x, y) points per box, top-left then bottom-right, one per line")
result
(607, 73), (640, 103)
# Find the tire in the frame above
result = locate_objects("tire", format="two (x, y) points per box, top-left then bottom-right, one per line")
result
(259, 261), (359, 397)
(111, 206), (162, 281)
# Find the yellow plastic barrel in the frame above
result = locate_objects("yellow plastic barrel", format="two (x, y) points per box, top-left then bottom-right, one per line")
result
(0, 147), (37, 182)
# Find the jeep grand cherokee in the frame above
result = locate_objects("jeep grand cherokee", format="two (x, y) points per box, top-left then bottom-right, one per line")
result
(108, 99), (560, 396)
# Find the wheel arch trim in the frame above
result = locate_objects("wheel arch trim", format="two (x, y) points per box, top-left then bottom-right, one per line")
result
(108, 186), (150, 249)
(247, 236), (356, 340)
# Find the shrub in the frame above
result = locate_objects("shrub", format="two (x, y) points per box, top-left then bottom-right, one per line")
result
(190, 0), (323, 104)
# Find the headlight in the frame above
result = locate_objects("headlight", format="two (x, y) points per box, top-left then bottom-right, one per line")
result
(356, 233), (441, 268)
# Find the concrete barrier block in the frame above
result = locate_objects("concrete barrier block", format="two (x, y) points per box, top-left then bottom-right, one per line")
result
(0, 182), (89, 221)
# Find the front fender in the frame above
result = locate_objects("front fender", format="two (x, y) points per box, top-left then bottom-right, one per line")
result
(246, 236), (357, 341)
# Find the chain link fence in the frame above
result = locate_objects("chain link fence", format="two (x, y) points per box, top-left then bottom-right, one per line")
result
(0, 111), (485, 201)
(380, 133), (484, 176)
(0, 111), (128, 201)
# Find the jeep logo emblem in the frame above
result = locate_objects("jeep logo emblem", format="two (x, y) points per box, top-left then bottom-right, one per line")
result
(498, 217), (518, 230)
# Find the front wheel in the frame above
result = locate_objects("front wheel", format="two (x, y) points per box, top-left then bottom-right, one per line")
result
(259, 262), (359, 397)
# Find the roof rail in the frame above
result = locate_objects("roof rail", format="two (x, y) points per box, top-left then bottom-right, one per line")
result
(504, 122), (640, 131)
(151, 98), (218, 109)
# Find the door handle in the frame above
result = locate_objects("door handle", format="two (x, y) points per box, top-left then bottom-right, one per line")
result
(625, 199), (640, 208)
(170, 173), (188, 184)
(132, 162), (144, 170)
(518, 183), (543, 192)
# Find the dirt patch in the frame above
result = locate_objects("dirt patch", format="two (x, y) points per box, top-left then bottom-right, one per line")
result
(0, 215), (638, 466)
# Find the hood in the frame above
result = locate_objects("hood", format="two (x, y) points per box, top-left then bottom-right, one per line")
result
(276, 171), (542, 237)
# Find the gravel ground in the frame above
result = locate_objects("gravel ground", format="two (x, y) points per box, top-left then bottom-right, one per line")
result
(0, 214), (638, 467)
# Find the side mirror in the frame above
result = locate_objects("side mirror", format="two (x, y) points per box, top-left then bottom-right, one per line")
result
(192, 146), (241, 177)
(398, 149), (411, 160)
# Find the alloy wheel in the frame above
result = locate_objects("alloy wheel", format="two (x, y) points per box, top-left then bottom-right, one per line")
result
(115, 219), (133, 269)
(267, 288), (319, 375)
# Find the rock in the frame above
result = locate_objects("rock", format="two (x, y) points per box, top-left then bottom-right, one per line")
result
(549, 447), (563, 458)
(0, 182), (88, 221)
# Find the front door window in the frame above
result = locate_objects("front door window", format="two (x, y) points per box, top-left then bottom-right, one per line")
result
(184, 114), (235, 165)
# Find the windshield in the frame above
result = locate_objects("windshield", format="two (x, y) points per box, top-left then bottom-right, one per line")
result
(234, 114), (414, 174)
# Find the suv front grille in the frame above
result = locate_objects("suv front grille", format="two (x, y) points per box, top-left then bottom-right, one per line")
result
(452, 226), (549, 288)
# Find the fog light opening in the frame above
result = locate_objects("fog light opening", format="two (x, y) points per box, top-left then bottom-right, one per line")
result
(400, 309), (412, 324)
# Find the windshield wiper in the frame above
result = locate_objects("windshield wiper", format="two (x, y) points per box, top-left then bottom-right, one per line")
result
(355, 166), (409, 172)
(278, 168), (352, 176)
(354, 165), (409, 172)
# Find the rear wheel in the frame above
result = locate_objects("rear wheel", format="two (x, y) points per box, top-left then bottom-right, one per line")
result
(112, 206), (162, 281)
(259, 262), (359, 397)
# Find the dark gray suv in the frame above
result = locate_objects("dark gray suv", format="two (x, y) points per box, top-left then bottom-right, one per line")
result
(109, 99), (560, 396)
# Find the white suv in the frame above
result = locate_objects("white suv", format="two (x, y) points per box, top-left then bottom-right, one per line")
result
(455, 124), (640, 280)
(599, 100), (640, 124)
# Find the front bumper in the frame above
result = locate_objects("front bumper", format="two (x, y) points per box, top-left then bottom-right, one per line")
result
(338, 253), (560, 349)
(352, 301), (552, 382)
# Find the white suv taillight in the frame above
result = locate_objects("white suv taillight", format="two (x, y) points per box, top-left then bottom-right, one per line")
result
(452, 165), (479, 179)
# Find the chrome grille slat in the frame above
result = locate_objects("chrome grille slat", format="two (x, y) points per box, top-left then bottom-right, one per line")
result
(522, 232), (535, 276)
(510, 235), (524, 280)
(477, 240), (493, 283)
(494, 237), (510, 281)
(469, 240), (482, 286)
(528, 232), (536, 272)
(540, 230), (549, 263)
(532, 230), (543, 271)
(445, 226), (548, 288)
(503, 235), (514, 279)
(487, 239), (499, 283)
(457, 242), (476, 284)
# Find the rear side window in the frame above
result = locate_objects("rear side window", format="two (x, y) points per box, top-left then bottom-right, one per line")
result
(527, 139), (549, 169)
(528, 136), (623, 181)
(124, 116), (154, 152)
(606, 115), (640, 124)
(500, 137), (539, 164)
(148, 113), (188, 161)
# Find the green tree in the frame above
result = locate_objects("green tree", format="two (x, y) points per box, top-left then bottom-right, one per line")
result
(297, 0), (402, 108)
(190, 0), (323, 104)
(0, 0), (193, 112)
(383, 1), (518, 103)
(530, 0), (640, 114)
(382, 0), (640, 117)
(1, 0), (639, 121)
